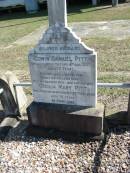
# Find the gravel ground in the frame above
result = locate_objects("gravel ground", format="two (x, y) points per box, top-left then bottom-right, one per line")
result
(0, 87), (129, 173)
(0, 121), (129, 173)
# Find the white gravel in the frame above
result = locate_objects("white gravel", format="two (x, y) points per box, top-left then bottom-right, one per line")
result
(0, 122), (129, 173)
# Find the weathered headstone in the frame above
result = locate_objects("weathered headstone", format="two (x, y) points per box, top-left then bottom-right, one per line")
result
(92, 0), (97, 6)
(27, 0), (104, 136)
(29, 0), (96, 107)
(1, 71), (27, 116)
(112, 0), (118, 7)
(0, 79), (18, 116)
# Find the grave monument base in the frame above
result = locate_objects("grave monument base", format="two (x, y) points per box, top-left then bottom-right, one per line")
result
(27, 102), (104, 136)
(26, 126), (105, 141)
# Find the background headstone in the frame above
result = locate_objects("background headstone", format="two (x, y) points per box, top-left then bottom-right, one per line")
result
(92, 0), (98, 6)
(0, 79), (18, 116)
(112, 0), (118, 7)
(1, 71), (27, 115)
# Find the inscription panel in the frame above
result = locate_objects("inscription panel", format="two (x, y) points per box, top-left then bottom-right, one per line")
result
(29, 25), (97, 107)
(29, 53), (96, 107)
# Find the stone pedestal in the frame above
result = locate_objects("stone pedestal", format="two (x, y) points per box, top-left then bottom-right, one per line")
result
(27, 102), (104, 136)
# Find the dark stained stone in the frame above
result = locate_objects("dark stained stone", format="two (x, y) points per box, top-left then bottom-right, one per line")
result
(27, 102), (104, 135)
(0, 79), (19, 116)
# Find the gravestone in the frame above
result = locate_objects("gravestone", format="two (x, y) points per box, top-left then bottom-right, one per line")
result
(112, 0), (118, 7)
(27, 0), (104, 136)
(92, 0), (98, 6)
(1, 71), (27, 116)
(0, 79), (19, 116)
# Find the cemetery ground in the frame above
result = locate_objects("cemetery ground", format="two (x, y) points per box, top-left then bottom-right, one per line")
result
(0, 3), (130, 173)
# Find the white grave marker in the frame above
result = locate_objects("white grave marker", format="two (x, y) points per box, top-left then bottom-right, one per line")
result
(29, 0), (97, 107)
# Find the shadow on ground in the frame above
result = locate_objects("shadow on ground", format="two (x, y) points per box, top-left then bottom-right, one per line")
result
(0, 4), (113, 23)
(0, 110), (129, 173)
(0, 110), (129, 142)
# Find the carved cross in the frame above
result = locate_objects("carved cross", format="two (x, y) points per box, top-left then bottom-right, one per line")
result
(47, 0), (67, 27)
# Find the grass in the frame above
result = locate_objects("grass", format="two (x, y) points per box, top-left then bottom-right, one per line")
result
(0, 3), (130, 46)
(0, 45), (30, 72)
(85, 37), (130, 72)
(0, 38), (130, 81)
(0, 13), (48, 46)
(0, 45), (31, 81)
(67, 4), (130, 22)
(85, 37), (130, 98)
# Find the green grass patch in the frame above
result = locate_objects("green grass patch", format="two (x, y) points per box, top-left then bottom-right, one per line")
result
(0, 4), (130, 46)
(0, 12), (48, 46)
(85, 37), (130, 97)
(98, 74), (130, 99)
(98, 74), (130, 83)
(98, 88), (129, 97)
(0, 45), (30, 72)
(85, 37), (130, 72)
(68, 4), (130, 22)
